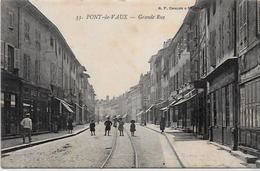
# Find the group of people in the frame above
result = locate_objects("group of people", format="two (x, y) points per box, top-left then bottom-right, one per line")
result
(89, 116), (136, 137)
(20, 112), (165, 144)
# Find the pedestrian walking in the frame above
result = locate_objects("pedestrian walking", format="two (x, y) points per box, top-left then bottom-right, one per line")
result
(90, 120), (96, 136)
(67, 116), (73, 134)
(160, 116), (166, 133)
(118, 118), (124, 136)
(130, 120), (136, 136)
(20, 113), (32, 144)
(104, 117), (112, 136)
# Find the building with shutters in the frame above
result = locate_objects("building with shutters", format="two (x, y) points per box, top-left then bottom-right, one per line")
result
(237, 0), (260, 156)
(203, 0), (239, 150)
(1, 0), (22, 137)
(1, 0), (95, 137)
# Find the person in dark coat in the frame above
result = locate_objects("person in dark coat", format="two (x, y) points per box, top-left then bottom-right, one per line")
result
(67, 116), (73, 134)
(130, 120), (136, 136)
(104, 117), (112, 136)
(118, 118), (124, 136)
(160, 117), (166, 133)
(90, 120), (96, 136)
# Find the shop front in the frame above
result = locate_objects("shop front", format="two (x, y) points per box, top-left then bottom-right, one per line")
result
(172, 88), (206, 134)
(1, 70), (22, 137)
(207, 58), (238, 149)
(53, 97), (75, 131)
(22, 83), (51, 133)
(239, 74), (260, 156)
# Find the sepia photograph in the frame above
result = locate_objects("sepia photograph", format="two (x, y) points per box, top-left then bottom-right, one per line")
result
(1, 0), (260, 169)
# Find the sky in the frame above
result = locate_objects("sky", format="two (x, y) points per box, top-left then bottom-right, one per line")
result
(30, 0), (195, 99)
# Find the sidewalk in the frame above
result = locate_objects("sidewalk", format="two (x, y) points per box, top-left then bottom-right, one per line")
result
(146, 124), (251, 168)
(1, 124), (89, 153)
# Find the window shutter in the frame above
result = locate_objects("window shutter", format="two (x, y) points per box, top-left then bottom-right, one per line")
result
(222, 88), (226, 127)
(243, 0), (247, 43)
(1, 41), (5, 69)
(4, 44), (8, 70)
(38, 60), (40, 84)
(243, 0), (247, 48)
(257, 0), (260, 35)
(23, 55), (26, 79)
(229, 84), (233, 126)
(239, 0), (248, 50)
(28, 56), (31, 81)
(14, 48), (20, 69)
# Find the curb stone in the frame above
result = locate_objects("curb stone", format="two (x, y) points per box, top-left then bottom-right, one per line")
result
(1, 126), (89, 154)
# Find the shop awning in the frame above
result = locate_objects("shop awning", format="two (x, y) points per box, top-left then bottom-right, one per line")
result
(160, 106), (168, 111)
(55, 97), (74, 113)
(136, 111), (144, 116)
(146, 104), (155, 112)
(75, 103), (83, 109)
(61, 101), (74, 113)
(174, 94), (197, 106)
(23, 103), (31, 107)
(205, 57), (237, 81)
(169, 100), (177, 106)
(156, 100), (167, 106)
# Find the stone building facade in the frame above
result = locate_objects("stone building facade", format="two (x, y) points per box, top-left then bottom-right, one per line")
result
(1, 0), (96, 137)
(237, 0), (260, 156)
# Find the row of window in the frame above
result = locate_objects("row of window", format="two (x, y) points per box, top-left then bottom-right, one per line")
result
(171, 60), (190, 92)
(240, 78), (260, 128)
(239, 0), (260, 51)
(22, 18), (76, 67)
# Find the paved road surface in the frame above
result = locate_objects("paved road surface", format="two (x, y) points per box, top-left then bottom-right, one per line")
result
(1, 123), (247, 168)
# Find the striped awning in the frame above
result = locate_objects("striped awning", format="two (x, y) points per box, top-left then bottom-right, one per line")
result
(55, 97), (74, 113)
(174, 94), (197, 106)
(169, 100), (178, 106)
(75, 103), (83, 109)
(136, 111), (144, 116)
(160, 106), (168, 111)
(146, 104), (155, 112)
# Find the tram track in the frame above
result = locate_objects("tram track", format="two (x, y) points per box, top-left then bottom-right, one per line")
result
(100, 124), (138, 168)
(100, 129), (118, 168)
(125, 128), (139, 168)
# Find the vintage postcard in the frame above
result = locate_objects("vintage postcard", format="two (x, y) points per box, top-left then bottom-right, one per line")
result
(1, 0), (260, 169)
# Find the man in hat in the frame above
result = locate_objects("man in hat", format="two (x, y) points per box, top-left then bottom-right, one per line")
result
(104, 117), (112, 136)
(20, 113), (32, 143)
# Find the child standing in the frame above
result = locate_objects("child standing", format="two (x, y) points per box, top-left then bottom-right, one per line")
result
(130, 120), (136, 136)
(90, 120), (96, 136)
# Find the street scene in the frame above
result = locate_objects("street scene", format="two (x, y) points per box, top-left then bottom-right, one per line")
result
(1, 0), (260, 169)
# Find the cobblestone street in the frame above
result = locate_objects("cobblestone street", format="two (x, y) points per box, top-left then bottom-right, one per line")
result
(1, 123), (250, 168)
(1, 124), (113, 168)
